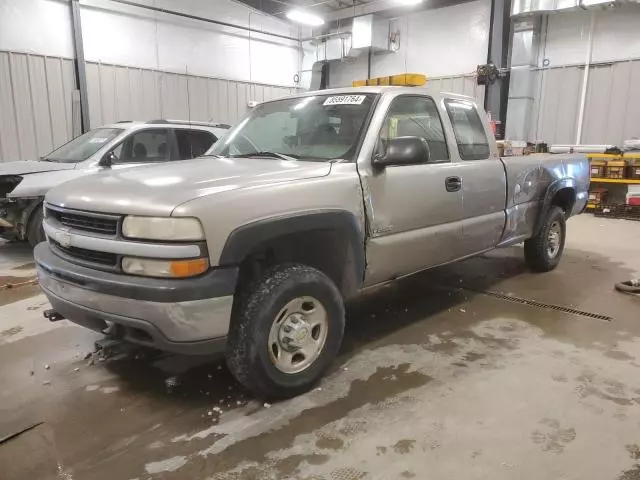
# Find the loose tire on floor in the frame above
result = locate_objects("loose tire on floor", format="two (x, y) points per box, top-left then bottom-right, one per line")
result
(524, 205), (566, 272)
(27, 205), (46, 247)
(226, 263), (345, 399)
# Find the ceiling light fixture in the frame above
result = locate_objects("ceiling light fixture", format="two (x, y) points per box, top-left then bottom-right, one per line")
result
(286, 10), (325, 26)
(396, 0), (423, 5)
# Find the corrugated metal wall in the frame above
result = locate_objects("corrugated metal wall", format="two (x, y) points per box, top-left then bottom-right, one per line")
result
(428, 74), (486, 106)
(530, 59), (640, 145)
(0, 51), (299, 163)
(0, 51), (77, 163)
(85, 62), (298, 129)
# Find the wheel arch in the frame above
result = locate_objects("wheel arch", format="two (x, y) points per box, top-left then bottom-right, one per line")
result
(219, 210), (365, 297)
(533, 179), (576, 236)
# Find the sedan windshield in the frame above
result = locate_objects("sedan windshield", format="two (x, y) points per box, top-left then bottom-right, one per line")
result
(43, 128), (123, 163)
(210, 94), (376, 161)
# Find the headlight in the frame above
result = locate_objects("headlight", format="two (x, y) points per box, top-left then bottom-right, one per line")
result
(122, 257), (209, 278)
(122, 216), (204, 241)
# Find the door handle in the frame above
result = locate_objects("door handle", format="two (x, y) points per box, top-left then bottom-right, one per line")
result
(445, 176), (462, 192)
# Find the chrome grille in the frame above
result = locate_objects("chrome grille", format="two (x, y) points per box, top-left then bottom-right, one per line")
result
(51, 240), (118, 268)
(46, 205), (120, 235)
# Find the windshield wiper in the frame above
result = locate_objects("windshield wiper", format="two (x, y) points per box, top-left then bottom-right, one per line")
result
(229, 151), (299, 161)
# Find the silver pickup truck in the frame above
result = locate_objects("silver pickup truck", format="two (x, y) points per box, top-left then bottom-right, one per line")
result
(34, 87), (589, 398)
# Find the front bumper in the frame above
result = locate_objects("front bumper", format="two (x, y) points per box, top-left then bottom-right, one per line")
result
(34, 242), (238, 355)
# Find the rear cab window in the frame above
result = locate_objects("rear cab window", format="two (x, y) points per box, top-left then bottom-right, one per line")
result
(174, 129), (216, 159)
(116, 129), (170, 163)
(444, 99), (490, 160)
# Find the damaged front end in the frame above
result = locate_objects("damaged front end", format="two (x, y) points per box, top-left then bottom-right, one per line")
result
(0, 175), (31, 241)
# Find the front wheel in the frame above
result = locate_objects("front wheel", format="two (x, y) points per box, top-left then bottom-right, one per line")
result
(226, 263), (345, 399)
(524, 206), (566, 272)
(27, 205), (46, 247)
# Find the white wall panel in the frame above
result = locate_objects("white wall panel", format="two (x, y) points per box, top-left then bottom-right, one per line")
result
(530, 66), (581, 145)
(328, 55), (368, 88)
(328, 0), (490, 88)
(79, 0), (301, 87)
(84, 61), (298, 128)
(0, 52), (76, 163)
(374, 0), (491, 78)
(0, 0), (74, 58)
(27, 55), (55, 156)
(0, 52), (21, 161)
(543, 5), (640, 67)
(10, 54), (39, 161)
(428, 75), (486, 105)
(531, 60), (640, 146)
(44, 57), (72, 148)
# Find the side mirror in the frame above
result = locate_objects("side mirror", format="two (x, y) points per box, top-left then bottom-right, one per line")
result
(100, 151), (117, 167)
(373, 136), (430, 168)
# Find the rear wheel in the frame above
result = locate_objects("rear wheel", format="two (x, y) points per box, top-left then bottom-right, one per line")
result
(27, 205), (45, 247)
(226, 263), (345, 399)
(524, 206), (566, 272)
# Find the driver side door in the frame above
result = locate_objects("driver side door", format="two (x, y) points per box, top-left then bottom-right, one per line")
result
(363, 95), (465, 286)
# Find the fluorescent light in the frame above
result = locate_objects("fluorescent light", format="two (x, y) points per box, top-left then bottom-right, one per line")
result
(396, 0), (423, 5)
(286, 10), (325, 26)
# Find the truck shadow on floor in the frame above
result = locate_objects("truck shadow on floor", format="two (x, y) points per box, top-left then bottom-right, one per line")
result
(97, 246), (627, 406)
(96, 248), (530, 405)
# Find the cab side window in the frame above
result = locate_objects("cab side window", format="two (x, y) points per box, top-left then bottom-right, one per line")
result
(378, 96), (449, 163)
(117, 129), (170, 163)
(174, 129), (216, 159)
(444, 100), (490, 160)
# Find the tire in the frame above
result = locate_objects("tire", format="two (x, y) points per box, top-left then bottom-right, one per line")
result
(524, 206), (566, 272)
(27, 205), (46, 247)
(226, 263), (345, 399)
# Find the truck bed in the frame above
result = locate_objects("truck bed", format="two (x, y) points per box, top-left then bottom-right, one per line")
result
(499, 153), (590, 246)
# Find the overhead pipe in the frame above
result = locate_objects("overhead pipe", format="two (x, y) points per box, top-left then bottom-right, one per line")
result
(105, 0), (301, 42)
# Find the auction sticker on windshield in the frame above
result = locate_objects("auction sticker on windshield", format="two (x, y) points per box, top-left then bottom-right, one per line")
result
(323, 95), (366, 106)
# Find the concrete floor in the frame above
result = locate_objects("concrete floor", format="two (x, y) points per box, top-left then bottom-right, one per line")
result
(2, 214), (640, 480)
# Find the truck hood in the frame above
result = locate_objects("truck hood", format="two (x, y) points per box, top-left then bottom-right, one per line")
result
(46, 157), (332, 216)
(0, 160), (76, 176)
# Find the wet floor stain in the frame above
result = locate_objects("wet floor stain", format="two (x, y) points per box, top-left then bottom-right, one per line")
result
(392, 439), (415, 455)
(163, 364), (431, 479)
(316, 434), (345, 450)
(531, 418), (576, 454)
(575, 372), (637, 407)
(618, 464), (640, 480)
(606, 350), (636, 361)
(1, 326), (23, 338)
(627, 444), (640, 460)
(0, 283), (41, 307)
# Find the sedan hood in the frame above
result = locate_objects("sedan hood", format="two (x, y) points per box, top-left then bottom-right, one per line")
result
(46, 157), (332, 216)
(0, 160), (76, 176)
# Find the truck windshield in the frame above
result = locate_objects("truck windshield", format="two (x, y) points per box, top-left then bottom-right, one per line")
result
(210, 94), (376, 162)
(42, 128), (123, 163)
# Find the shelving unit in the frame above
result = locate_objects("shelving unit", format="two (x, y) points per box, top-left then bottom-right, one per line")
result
(589, 178), (640, 185)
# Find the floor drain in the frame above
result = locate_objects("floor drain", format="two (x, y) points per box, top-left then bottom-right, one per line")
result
(473, 289), (613, 321)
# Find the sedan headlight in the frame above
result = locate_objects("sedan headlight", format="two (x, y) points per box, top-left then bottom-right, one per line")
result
(122, 216), (204, 241)
(122, 257), (209, 278)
